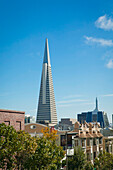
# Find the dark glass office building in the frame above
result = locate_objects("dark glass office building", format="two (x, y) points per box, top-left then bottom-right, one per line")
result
(77, 98), (109, 128)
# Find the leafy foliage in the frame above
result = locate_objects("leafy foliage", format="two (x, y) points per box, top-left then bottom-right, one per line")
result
(15, 131), (37, 169)
(84, 161), (94, 170)
(0, 123), (19, 169)
(41, 127), (58, 141)
(94, 151), (113, 170)
(25, 136), (64, 169)
(25, 127), (64, 169)
(68, 146), (94, 170)
(0, 123), (64, 170)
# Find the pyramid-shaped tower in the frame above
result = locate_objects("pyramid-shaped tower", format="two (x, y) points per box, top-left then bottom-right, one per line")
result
(36, 39), (57, 124)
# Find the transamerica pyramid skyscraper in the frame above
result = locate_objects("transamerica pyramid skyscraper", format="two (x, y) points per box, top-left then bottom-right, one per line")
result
(36, 39), (57, 124)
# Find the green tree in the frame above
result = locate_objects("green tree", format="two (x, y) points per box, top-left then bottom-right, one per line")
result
(68, 146), (93, 170)
(68, 146), (87, 170)
(16, 130), (37, 170)
(94, 151), (113, 170)
(25, 129), (65, 170)
(0, 123), (37, 170)
(0, 123), (18, 169)
(84, 161), (93, 170)
(0, 124), (64, 170)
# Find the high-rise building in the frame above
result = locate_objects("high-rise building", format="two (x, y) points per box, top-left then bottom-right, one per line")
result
(112, 114), (113, 128)
(77, 98), (109, 128)
(36, 39), (57, 125)
(25, 115), (36, 124)
(112, 114), (113, 129)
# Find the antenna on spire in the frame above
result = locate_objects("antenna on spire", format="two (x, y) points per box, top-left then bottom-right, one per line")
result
(96, 97), (98, 110)
(43, 38), (51, 66)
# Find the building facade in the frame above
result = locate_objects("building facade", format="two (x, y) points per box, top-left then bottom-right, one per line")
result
(77, 98), (109, 128)
(36, 39), (57, 125)
(59, 121), (103, 162)
(25, 123), (47, 137)
(55, 118), (77, 131)
(25, 115), (36, 124)
(72, 122), (103, 162)
(112, 114), (113, 128)
(0, 109), (25, 131)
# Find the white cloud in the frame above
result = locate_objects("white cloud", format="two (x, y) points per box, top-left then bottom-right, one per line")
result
(57, 99), (88, 104)
(95, 15), (113, 31)
(84, 36), (113, 46)
(62, 95), (82, 99)
(106, 59), (113, 69)
(78, 102), (94, 105)
(57, 104), (74, 107)
(101, 94), (113, 97)
(57, 102), (93, 108)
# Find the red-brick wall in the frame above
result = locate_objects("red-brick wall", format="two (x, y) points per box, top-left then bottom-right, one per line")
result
(0, 109), (25, 131)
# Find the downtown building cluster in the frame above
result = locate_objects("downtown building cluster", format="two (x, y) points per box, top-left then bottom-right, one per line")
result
(0, 39), (113, 164)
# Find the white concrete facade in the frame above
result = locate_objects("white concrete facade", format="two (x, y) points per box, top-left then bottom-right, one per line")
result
(36, 39), (57, 124)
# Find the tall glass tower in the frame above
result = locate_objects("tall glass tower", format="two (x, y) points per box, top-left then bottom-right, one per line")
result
(36, 39), (57, 124)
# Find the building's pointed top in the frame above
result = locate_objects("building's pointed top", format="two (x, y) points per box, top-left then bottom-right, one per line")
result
(43, 38), (51, 66)
(96, 97), (98, 110)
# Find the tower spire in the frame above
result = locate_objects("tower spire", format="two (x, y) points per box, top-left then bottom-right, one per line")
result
(96, 97), (98, 110)
(43, 38), (51, 66)
(36, 39), (57, 124)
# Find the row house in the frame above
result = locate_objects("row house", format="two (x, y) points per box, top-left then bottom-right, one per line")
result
(72, 121), (103, 162)
(103, 136), (113, 154)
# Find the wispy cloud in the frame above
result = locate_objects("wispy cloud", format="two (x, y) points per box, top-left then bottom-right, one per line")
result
(84, 36), (113, 47)
(95, 15), (113, 31)
(106, 59), (113, 69)
(102, 50), (113, 69)
(101, 94), (113, 97)
(57, 102), (93, 108)
(57, 104), (74, 107)
(78, 102), (94, 105)
(62, 95), (82, 99)
(57, 99), (88, 104)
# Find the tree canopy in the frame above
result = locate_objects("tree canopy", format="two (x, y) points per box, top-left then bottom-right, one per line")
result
(0, 123), (64, 170)
(67, 146), (93, 170)
(94, 151), (113, 170)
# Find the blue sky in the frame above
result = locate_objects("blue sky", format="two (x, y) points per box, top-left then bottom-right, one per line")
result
(0, 0), (113, 122)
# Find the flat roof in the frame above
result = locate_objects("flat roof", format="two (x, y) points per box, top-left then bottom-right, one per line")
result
(0, 109), (25, 114)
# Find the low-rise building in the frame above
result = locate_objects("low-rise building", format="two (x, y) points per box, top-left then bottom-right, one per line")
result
(72, 122), (103, 162)
(24, 123), (47, 137)
(100, 128), (113, 155)
(103, 136), (113, 154)
(55, 118), (77, 131)
(60, 121), (103, 162)
(0, 109), (25, 131)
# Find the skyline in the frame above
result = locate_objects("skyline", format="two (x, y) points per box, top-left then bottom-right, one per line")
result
(0, 0), (113, 123)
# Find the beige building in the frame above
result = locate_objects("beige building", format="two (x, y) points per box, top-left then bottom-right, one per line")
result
(24, 123), (47, 137)
(103, 136), (113, 154)
(72, 121), (103, 162)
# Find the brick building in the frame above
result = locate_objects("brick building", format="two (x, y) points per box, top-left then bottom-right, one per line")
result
(0, 109), (25, 131)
